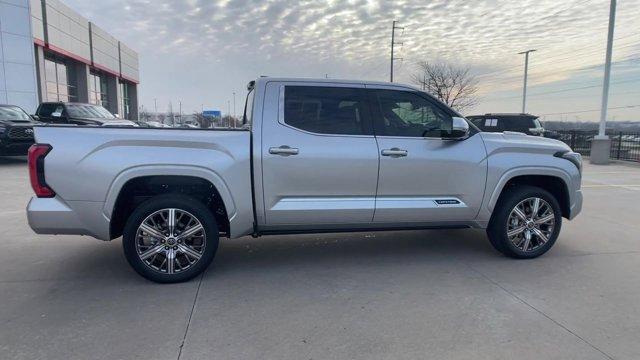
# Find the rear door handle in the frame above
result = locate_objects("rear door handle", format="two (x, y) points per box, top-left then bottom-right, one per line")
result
(269, 145), (299, 156)
(381, 148), (408, 157)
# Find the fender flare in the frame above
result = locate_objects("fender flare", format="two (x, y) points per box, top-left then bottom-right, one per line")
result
(101, 164), (237, 221)
(486, 166), (571, 213)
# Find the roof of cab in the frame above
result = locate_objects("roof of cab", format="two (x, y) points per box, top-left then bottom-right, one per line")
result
(254, 77), (421, 91)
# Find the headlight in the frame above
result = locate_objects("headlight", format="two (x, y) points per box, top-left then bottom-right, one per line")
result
(554, 151), (582, 172)
(0, 125), (5, 134)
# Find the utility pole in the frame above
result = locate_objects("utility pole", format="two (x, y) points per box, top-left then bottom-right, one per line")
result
(390, 20), (404, 82)
(592, 0), (617, 165)
(178, 101), (182, 125)
(154, 98), (157, 121)
(518, 49), (536, 113)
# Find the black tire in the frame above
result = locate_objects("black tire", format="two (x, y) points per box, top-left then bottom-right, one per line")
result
(122, 194), (219, 283)
(487, 185), (562, 259)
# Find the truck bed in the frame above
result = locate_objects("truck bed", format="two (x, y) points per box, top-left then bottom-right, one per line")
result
(28, 126), (254, 240)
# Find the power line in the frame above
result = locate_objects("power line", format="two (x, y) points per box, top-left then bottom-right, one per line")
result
(539, 104), (640, 116)
(474, 37), (639, 80)
(478, 55), (639, 87)
(481, 76), (640, 100)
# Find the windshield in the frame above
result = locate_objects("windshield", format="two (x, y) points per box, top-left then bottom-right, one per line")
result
(66, 104), (115, 119)
(0, 106), (31, 121)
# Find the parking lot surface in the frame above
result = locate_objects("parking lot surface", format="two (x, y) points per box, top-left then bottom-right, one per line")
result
(1, 156), (640, 360)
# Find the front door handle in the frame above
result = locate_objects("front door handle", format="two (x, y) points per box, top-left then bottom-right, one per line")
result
(381, 148), (408, 157)
(269, 145), (299, 156)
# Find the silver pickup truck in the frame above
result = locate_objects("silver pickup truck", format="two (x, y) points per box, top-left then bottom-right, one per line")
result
(27, 78), (583, 283)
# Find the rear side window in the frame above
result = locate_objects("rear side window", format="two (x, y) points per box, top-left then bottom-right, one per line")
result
(283, 86), (371, 135)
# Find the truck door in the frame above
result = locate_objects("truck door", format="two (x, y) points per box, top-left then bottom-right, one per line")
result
(368, 87), (487, 223)
(260, 82), (379, 227)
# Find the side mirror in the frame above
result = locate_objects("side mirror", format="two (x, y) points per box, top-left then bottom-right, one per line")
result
(446, 117), (470, 140)
(31, 115), (39, 121)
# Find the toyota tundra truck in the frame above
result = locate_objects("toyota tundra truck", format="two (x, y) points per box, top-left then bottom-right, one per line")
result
(26, 78), (583, 283)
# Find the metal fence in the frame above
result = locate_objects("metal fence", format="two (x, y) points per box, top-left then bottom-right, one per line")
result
(555, 130), (640, 162)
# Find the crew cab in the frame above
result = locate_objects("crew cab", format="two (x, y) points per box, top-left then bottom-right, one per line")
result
(34, 102), (137, 126)
(0, 105), (39, 156)
(27, 78), (583, 283)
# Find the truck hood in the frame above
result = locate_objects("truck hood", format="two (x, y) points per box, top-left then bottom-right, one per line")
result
(480, 131), (571, 156)
(0, 119), (37, 126)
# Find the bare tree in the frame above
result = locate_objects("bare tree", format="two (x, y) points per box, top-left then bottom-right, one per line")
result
(411, 61), (479, 112)
(193, 112), (212, 128)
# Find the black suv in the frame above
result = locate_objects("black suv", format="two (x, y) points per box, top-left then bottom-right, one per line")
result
(0, 105), (39, 156)
(467, 113), (548, 137)
(34, 102), (136, 126)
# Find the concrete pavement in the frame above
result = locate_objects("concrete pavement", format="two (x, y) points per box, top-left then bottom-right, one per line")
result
(1, 156), (639, 359)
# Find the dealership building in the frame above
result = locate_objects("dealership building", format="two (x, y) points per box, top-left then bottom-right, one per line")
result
(0, 0), (139, 119)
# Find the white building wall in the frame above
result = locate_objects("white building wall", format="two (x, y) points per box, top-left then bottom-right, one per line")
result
(90, 22), (119, 75)
(29, 0), (43, 42)
(0, 0), (38, 112)
(44, 0), (90, 62)
(119, 41), (139, 83)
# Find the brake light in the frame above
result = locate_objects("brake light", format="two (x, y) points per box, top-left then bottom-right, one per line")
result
(28, 144), (55, 198)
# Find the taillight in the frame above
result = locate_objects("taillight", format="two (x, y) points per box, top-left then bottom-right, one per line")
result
(28, 144), (55, 198)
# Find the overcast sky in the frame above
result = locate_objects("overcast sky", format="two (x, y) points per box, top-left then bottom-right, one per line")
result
(65, 0), (640, 121)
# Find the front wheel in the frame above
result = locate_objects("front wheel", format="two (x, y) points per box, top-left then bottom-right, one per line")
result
(487, 186), (562, 259)
(122, 194), (219, 283)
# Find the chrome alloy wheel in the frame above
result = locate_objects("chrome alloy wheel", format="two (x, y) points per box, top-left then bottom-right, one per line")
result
(506, 197), (555, 252)
(135, 208), (206, 274)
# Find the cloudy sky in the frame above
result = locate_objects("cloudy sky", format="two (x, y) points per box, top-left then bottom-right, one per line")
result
(65, 0), (640, 121)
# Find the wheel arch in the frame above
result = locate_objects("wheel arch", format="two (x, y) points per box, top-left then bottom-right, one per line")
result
(104, 166), (236, 240)
(488, 168), (571, 219)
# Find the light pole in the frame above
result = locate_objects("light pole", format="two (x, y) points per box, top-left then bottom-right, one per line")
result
(591, 0), (617, 165)
(518, 49), (536, 113)
(233, 92), (236, 127)
(227, 100), (231, 128)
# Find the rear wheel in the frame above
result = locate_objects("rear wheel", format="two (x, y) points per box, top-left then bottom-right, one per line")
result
(487, 186), (561, 259)
(122, 194), (219, 283)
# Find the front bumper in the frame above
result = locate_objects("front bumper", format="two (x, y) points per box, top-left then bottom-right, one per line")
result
(569, 189), (583, 220)
(27, 196), (110, 240)
(0, 126), (35, 155)
(0, 139), (33, 155)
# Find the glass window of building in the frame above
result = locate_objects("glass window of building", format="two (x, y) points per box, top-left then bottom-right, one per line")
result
(119, 81), (130, 119)
(44, 56), (76, 102)
(89, 72), (109, 108)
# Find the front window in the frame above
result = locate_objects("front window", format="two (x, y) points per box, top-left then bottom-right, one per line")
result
(0, 106), (31, 121)
(374, 90), (453, 137)
(66, 104), (115, 119)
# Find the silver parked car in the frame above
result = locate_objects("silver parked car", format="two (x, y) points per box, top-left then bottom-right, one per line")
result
(26, 78), (583, 283)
